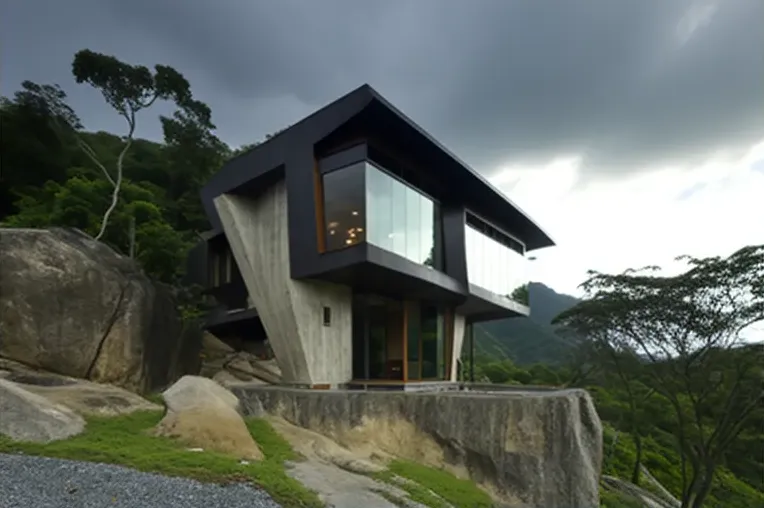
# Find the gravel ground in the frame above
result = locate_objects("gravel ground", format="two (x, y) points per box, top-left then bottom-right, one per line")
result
(0, 453), (282, 508)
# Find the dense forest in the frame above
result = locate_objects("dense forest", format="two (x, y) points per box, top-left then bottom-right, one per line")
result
(1, 50), (762, 508)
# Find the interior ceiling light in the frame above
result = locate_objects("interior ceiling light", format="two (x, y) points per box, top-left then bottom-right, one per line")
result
(351, 211), (359, 216)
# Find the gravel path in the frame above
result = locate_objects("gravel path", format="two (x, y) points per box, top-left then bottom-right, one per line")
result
(0, 453), (282, 508)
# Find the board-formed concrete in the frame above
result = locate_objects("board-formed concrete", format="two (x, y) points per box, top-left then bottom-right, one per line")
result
(214, 183), (352, 385)
(449, 313), (465, 382)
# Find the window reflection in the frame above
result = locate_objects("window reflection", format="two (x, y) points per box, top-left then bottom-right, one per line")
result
(323, 163), (366, 251)
(322, 161), (443, 269)
(365, 163), (440, 269)
(465, 220), (529, 306)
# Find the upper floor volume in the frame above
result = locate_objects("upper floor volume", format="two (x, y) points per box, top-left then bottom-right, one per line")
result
(189, 84), (555, 387)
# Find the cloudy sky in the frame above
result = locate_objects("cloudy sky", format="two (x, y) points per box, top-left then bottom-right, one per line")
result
(2, 0), (763, 335)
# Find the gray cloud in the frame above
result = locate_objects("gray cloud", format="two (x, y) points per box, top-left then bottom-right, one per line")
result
(2, 0), (762, 181)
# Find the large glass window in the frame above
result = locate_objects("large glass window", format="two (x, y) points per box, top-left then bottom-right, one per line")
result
(366, 163), (440, 268)
(322, 161), (443, 270)
(465, 217), (529, 306)
(323, 163), (366, 251)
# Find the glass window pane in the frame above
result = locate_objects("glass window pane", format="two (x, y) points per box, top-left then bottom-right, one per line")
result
(391, 180), (407, 257)
(366, 164), (393, 250)
(432, 204), (443, 269)
(406, 302), (421, 380)
(420, 304), (438, 379)
(405, 187), (421, 263)
(464, 220), (529, 303)
(361, 162), (442, 270)
(490, 236), (502, 295)
(437, 310), (446, 379)
(367, 299), (388, 380)
(500, 241), (510, 297)
(323, 163), (366, 251)
(420, 303), (448, 380)
(420, 198), (434, 268)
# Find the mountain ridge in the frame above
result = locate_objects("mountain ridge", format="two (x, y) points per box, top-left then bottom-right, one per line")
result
(473, 282), (581, 365)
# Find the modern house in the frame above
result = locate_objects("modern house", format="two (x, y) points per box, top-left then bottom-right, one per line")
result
(187, 84), (554, 389)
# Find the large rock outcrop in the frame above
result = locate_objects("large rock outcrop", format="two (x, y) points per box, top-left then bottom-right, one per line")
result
(0, 227), (202, 393)
(233, 385), (603, 508)
(0, 378), (85, 443)
(0, 357), (161, 417)
(154, 375), (263, 460)
(199, 333), (282, 386)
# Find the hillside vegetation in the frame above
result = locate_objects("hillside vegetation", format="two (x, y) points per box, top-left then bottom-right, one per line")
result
(2, 49), (762, 508)
(474, 282), (580, 365)
(471, 255), (764, 508)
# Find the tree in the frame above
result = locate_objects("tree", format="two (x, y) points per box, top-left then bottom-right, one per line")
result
(0, 84), (80, 219)
(510, 284), (530, 305)
(69, 49), (212, 241)
(554, 245), (764, 508)
(159, 108), (229, 232)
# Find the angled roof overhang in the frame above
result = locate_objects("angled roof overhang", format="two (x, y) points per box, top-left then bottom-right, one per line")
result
(200, 84), (555, 251)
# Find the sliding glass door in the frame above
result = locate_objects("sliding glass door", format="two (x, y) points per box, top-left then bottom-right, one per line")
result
(352, 294), (451, 382)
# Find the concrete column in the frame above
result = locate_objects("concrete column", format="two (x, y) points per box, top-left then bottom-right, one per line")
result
(214, 182), (353, 385)
(450, 313), (466, 381)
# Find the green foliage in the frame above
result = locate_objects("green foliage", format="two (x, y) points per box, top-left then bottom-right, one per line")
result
(599, 488), (644, 508)
(554, 246), (764, 508)
(0, 411), (323, 508)
(1, 49), (231, 286)
(473, 282), (581, 366)
(473, 252), (764, 508)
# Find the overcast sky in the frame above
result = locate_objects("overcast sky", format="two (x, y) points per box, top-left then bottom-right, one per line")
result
(2, 0), (763, 336)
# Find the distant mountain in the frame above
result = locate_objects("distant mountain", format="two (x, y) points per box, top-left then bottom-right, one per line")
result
(473, 282), (581, 366)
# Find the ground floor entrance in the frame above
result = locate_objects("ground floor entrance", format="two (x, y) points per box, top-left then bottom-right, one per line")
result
(351, 294), (454, 383)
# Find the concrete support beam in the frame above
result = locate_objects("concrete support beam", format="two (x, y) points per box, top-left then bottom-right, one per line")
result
(214, 182), (352, 385)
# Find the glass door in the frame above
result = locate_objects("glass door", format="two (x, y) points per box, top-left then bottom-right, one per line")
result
(351, 294), (404, 381)
(406, 302), (421, 380)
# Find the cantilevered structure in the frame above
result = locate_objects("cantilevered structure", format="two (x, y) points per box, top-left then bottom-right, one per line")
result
(187, 84), (554, 388)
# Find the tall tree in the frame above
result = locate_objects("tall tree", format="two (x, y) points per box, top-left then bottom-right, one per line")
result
(70, 49), (212, 240)
(554, 245), (764, 508)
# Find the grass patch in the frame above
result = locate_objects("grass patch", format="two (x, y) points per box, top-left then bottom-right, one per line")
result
(143, 392), (165, 406)
(370, 487), (410, 507)
(374, 460), (494, 508)
(375, 470), (447, 508)
(0, 410), (322, 508)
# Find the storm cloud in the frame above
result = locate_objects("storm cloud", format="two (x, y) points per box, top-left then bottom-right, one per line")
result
(2, 0), (762, 180)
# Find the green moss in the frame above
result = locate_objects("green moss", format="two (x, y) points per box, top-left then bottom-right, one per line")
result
(0, 411), (323, 508)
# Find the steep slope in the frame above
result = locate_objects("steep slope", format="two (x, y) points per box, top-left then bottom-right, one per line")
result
(473, 282), (580, 366)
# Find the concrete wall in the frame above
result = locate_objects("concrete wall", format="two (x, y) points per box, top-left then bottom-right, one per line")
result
(214, 182), (353, 385)
(450, 313), (465, 382)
